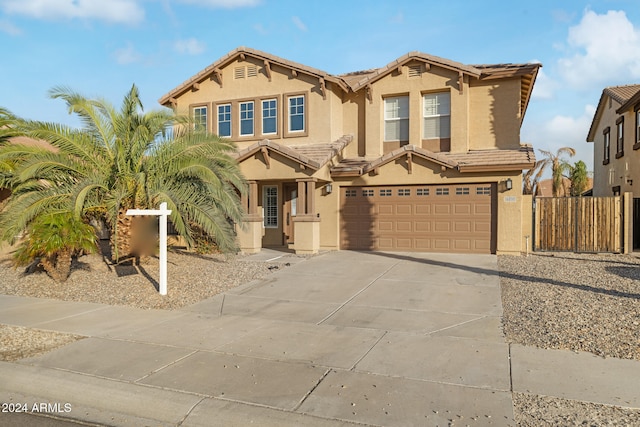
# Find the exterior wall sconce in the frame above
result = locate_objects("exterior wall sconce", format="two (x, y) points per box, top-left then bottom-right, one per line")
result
(505, 178), (513, 191)
(325, 183), (333, 194)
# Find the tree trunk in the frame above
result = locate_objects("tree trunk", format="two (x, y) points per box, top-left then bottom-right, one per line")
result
(113, 208), (133, 262)
(41, 248), (72, 282)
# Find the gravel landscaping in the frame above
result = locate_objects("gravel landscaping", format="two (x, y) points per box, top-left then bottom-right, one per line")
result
(1, 248), (640, 425)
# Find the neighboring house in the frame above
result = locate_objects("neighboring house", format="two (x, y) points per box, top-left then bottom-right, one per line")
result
(535, 177), (593, 197)
(587, 84), (640, 196)
(159, 47), (540, 255)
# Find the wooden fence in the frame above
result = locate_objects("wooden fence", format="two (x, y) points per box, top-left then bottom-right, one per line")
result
(534, 196), (622, 253)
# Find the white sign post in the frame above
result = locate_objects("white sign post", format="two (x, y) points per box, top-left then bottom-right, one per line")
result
(126, 202), (172, 295)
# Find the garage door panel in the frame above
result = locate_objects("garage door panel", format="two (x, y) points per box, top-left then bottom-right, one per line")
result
(341, 184), (495, 253)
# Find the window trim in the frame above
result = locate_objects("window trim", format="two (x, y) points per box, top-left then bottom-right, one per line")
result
(603, 126), (610, 165)
(284, 93), (308, 137)
(239, 100), (255, 137)
(190, 103), (209, 133)
(215, 103), (232, 138)
(615, 117), (624, 158)
(261, 98), (278, 136)
(263, 185), (278, 228)
(422, 91), (451, 140)
(383, 95), (409, 142)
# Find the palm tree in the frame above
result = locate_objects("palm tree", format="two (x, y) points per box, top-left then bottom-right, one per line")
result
(538, 147), (576, 197)
(0, 85), (246, 261)
(522, 159), (547, 196)
(13, 211), (97, 282)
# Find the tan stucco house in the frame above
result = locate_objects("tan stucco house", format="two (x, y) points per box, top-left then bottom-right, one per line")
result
(587, 84), (640, 197)
(159, 47), (540, 255)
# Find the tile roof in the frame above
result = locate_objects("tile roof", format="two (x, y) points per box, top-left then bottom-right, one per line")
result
(443, 144), (536, 172)
(587, 84), (640, 141)
(330, 144), (533, 176)
(233, 135), (353, 170)
(159, 47), (541, 119)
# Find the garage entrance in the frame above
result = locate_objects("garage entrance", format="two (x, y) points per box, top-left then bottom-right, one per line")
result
(340, 184), (496, 253)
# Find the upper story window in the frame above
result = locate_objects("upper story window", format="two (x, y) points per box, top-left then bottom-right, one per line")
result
(262, 99), (277, 135)
(217, 104), (231, 137)
(423, 92), (451, 139)
(384, 96), (409, 142)
(603, 126), (610, 165)
(634, 106), (640, 150)
(616, 117), (624, 158)
(288, 95), (305, 132)
(240, 101), (254, 136)
(193, 106), (207, 132)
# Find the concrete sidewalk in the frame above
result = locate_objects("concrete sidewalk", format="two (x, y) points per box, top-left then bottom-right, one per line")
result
(1, 250), (639, 426)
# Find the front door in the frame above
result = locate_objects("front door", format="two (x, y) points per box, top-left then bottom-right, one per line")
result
(283, 183), (297, 245)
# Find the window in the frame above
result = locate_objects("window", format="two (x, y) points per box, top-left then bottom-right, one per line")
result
(423, 92), (451, 139)
(456, 187), (470, 195)
(379, 189), (392, 197)
(384, 96), (409, 141)
(616, 117), (624, 158)
(262, 99), (277, 135)
(288, 96), (305, 132)
(263, 186), (278, 228)
(476, 187), (491, 195)
(436, 187), (449, 196)
(345, 189), (357, 197)
(603, 127), (610, 164)
(217, 104), (231, 137)
(240, 101), (254, 136)
(416, 188), (429, 196)
(193, 106), (207, 132)
(398, 189), (411, 196)
(362, 189), (374, 197)
(635, 106), (640, 149)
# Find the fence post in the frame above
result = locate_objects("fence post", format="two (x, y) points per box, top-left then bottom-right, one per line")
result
(623, 192), (632, 254)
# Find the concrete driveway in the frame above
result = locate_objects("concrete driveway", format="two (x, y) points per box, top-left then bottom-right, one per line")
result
(0, 250), (512, 426)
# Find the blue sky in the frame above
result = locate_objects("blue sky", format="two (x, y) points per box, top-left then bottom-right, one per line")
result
(2, 0), (640, 175)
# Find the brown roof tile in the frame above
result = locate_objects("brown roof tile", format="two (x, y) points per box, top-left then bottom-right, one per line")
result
(443, 144), (535, 172)
(233, 135), (353, 170)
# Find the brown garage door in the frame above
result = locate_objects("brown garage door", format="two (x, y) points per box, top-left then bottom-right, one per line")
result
(340, 184), (496, 253)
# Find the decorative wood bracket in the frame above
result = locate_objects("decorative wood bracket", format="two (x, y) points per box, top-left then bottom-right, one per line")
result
(239, 53), (246, 61)
(191, 82), (200, 92)
(264, 60), (272, 82)
(291, 69), (298, 78)
(407, 152), (413, 174)
(366, 84), (373, 104)
(396, 65), (403, 75)
(319, 78), (326, 100)
(211, 69), (223, 87)
(168, 98), (177, 109)
(261, 147), (271, 169)
(458, 72), (464, 94)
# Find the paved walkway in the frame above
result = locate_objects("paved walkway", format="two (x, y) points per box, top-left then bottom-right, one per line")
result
(1, 250), (639, 426)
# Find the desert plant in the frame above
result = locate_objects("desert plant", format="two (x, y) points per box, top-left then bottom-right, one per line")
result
(569, 160), (589, 196)
(13, 211), (97, 282)
(0, 85), (246, 262)
(538, 147), (576, 197)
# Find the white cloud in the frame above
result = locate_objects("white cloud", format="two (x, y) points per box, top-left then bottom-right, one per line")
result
(558, 10), (640, 89)
(0, 19), (22, 35)
(523, 104), (596, 171)
(113, 42), (142, 65)
(173, 38), (206, 55)
(531, 68), (557, 100)
(292, 16), (307, 32)
(1, 0), (145, 25)
(175, 0), (261, 8)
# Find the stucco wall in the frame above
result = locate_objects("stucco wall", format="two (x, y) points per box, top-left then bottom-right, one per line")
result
(468, 79), (521, 150)
(591, 96), (638, 197)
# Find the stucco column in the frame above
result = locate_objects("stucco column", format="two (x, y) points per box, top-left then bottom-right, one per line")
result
(294, 178), (319, 254)
(236, 180), (263, 254)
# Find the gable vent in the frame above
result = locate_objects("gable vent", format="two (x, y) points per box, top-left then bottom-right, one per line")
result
(408, 64), (423, 78)
(247, 65), (258, 78)
(234, 66), (245, 79)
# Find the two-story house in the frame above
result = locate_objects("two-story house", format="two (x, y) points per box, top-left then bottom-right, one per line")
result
(587, 84), (640, 197)
(159, 47), (540, 255)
